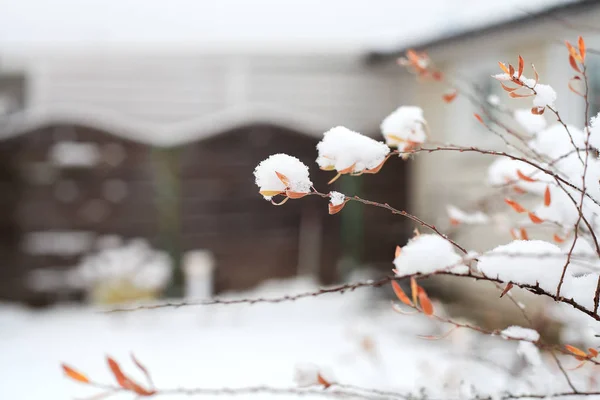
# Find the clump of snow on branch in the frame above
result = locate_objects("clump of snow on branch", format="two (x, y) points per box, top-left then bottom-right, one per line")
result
(447, 205), (489, 225)
(316, 126), (390, 174)
(477, 240), (565, 293)
(380, 106), (427, 150)
(589, 111), (600, 150)
(500, 326), (540, 342)
(532, 84), (557, 108)
(393, 234), (468, 275)
(254, 154), (312, 200)
(514, 109), (546, 134)
(329, 191), (346, 206)
(517, 341), (542, 367)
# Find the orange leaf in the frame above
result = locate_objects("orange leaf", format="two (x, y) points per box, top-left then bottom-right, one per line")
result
(317, 373), (332, 388)
(500, 282), (514, 298)
(131, 353), (154, 389)
(569, 55), (581, 73)
(579, 36), (586, 62)
(509, 91), (533, 99)
(417, 286), (434, 316)
(410, 277), (418, 305)
(442, 90), (458, 103)
(395, 245), (401, 258)
(498, 62), (510, 74)
(566, 344), (588, 360)
(532, 63), (540, 85)
(328, 202), (346, 215)
(531, 106), (545, 115)
(432, 71), (444, 81)
(513, 186), (526, 195)
(259, 190), (283, 197)
(520, 227), (529, 240)
(500, 82), (518, 92)
(569, 78), (585, 97)
(566, 41), (581, 62)
(450, 217), (460, 226)
(588, 348), (598, 358)
(510, 228), (518, 240)
(517, 55), (524, 78)
(286, 190), (308, 199)
(327, 172), (342, 185)
(544, 186), (551, 207)
(107, 357), (129, 389)
(271, 196), (290, 206)
(528, 212), (543, 224)
(62, 364), (90, 384)
(517, 169), (537, 182)
(391, 281), (413, 306)
(338, 163), (356, 175)
(275, 171), (290, 187)
(504, 198), (526, 213)
(553, 234), (565, 243)
(474, 113), (484, 125)
(508, 64), (515, 77)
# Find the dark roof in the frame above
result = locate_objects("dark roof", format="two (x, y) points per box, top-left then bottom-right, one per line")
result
(366, 0), (599, 64)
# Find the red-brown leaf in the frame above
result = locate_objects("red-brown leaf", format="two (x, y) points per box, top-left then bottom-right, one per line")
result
(417, 286), (434, 316)
(531, 106), (545, 115)
(410, 277), (418, 305)
(498, 62), (510, 74)
(513, 186), (526, 195)
(532, 63), (540, 85)
(395, 245), (401, 258)
(553, 234), (565, 243)
(504, 198), (526, 213)
(500, 82), (518, 92)
(509, 91), (533, 99)
(474, 113), (484, 125)
(328, 202), (346, 215)
(528, 212), (543, 224)
(566, 41), (581, 62)
(500, 282), (514, 298)
(442, 90), (458, 103)
(544, 186), (551, 207)
(508, 64), (515, 77)
(517, 169), (537, 182)
(588, 348), (598, 358)
(131, 353), (154, 389)
(317, 373), (332, 388)
(275, 171), (290, 187)
(62, 364), (90, 384)
(517, 55), (524, 78)
(520, 227), (529, 240)
(569, 55), (581, 73)
(107, 357), (129, 388)
(391, 281), (413, 306)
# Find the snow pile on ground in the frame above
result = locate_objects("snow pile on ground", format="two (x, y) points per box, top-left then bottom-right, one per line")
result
(1, 275), (592, 400)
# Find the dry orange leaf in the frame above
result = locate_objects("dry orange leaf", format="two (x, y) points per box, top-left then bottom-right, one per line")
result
(509, 92), (533, 99)
(328, 202), (346, 215)
(500, 282), (514, 298)
(505, 198), (526, 213)
(107, 356), (155, 396)
(517, 169), (537, 182)
(410, 277), (418, 306)
(442, 90), (458, 103)
(566, 344), (588, 360)
(579, 36), (586, 62)
(500, 82), (518, 92)
(259, 190), (283, 197)
(317, 373), (332, 388)
(553, 234), (565, 243)
(532, 63), (540, 85)
(450, 217), (460, 226)
(417, 286), (434, 316)
(513, 186), (526, 195)
(391, 281), (413, 306)
(286, 191), (308, 199)
(395, 245), (402, 258)
(62, 364), (90, 384)
(498, 61), (510, 74)
(517, 55), (524, 78)
(338, 163), (356, 175)
(510, 228), (518, 240)
(588, 348), (598, 358)
(528, 212), (543, 224)
(566, 41), (582, 62)
(275, 171), (290, 187)
(474, 113), (484, 124)
(531, 106), (545, 115)
(569, 55), (581, 73)
(520, 227), (529, 240)
(544, 186), (551, 206)
(131, 353), (154, 389)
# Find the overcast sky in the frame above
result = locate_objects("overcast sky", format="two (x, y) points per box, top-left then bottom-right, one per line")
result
(0, 0), (575, 52)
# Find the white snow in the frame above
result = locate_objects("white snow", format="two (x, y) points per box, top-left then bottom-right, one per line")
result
(316, 126), (390, 174)
(254, 154), (313, 200)
(589, 111), (600, 151)
(477, 240), (565, 293)
(517, 341), (542, 367)
(447, 205), (489, 225)
(380, 106), (427, 150)
(514, 109), (547, 135)
(393, 234), (468, 276)
(500, 326), (540, 342)
(532, 84), (557, 109)
(48, 141), (101, 168)
(328, 191), (346, 206)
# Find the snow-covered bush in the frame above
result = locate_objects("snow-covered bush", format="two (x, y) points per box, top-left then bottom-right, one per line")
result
(64, 36), (600, 400)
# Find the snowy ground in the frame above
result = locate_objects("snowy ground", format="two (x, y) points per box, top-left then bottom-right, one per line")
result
(0, 276), (593, 400)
